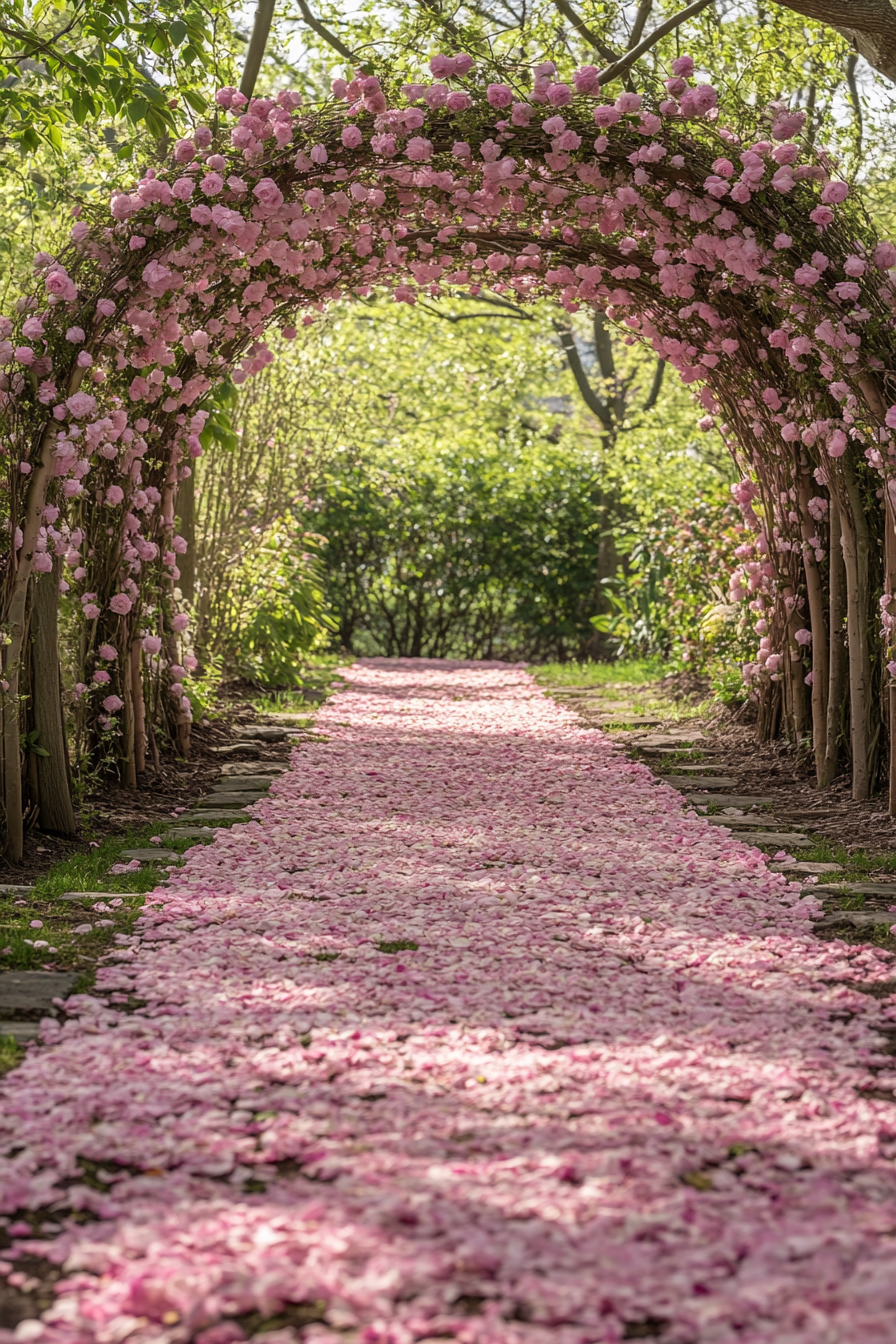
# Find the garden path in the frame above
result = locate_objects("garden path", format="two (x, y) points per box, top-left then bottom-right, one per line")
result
(2, 659), (896, 1342)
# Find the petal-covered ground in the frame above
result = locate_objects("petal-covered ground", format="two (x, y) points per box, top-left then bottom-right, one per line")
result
(3, 659), (896, 1344)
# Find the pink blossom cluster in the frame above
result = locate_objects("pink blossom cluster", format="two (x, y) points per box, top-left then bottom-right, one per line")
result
(1, 663), (896, 1341)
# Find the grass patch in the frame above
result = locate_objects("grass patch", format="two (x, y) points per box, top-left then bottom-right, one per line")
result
(0, 1032), (24, 1075)
(313, 951), (340, 962)
(791, 839), (896, 874)
(531, 658), (666, 688)
(377, 939), (419, 954)
(0, 822), (220, 972)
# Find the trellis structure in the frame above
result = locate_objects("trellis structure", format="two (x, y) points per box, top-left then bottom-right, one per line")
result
(1, 53), (894, 859)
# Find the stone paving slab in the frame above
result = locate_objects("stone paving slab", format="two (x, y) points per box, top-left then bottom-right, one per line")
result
(213, 775), (280, 790)
(597, 715), (665, 726)
(179, 811), (249, 822)
(121, 848), (179, 862)
(0, 971), (77, 1012)
(60, 890), (117, 902)
(234, 725), (288, 742)
(663, 775), (738, 788)
(0, 1020), (40, 1040)
(769, 861), (844, 874)
(197, 792), (267, 807)
(814, 884), (896, 898)
(688, 794), (775, 806)
(658, 762), (730, 772)
(0, 884), (35, 896)
(816, 912), (895, 930)
(162, 828), (217, 840)
(636, 733), (707, 747)
(209, 743), (261, 757)
(705, 815), (785, 828)
(733, 832), (811, 848)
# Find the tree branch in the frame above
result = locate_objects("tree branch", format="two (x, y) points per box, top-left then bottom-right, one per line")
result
(597, 0), (714, 86)
(547, 0), (618, 63)
(627, 0), (653, 50)
(239, 0), (276, 99)
(554, 320), (612, 429)
(845, 51), (864, 152)
(772, 0), (896, 85)
(642, 358), (665, 411)
(295, 0), (361, 64)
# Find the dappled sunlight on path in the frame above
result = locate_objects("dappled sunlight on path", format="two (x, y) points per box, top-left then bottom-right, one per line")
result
(3, 659), (896, 1342)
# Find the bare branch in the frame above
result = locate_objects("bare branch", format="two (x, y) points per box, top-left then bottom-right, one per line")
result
(845, 52), (864, 153)
(548, 0), (618, 63)
(554, 320), (612, 429)
(642, 358), (666, 411)
(627, 0), (653, 50)
(295, 0), (362, 64)
(239, 0), (276, 99)
(597, 0), (714, 87)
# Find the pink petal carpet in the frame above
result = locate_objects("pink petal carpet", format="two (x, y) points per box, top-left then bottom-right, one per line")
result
(2, 659), (896, 1344)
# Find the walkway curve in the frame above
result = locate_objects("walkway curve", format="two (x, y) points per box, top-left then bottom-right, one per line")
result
(2, 660), (896, 1343)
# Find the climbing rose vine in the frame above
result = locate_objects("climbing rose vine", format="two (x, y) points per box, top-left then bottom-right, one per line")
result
(0, 50), (894, 808)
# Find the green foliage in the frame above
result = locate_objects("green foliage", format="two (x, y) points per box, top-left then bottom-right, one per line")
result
(593, 495), (751, 669)
(313, 438), (606, 661)
(227, 523), (335, 688)
(0, 1), (236, 157)
(0, 1032), (23, 1075)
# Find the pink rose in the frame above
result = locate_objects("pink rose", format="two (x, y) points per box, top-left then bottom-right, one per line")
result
(98, 644), (117, 660)
(65, 391), (97, 418)
(341, 124), (362, 149)
(83, 602), (100, 619)
(96, 298), (116, 317)
(103, 695), (123, 713)
(547, 82), (572, 106)
(14, 346), (33, 365)
(670, 55), (694, 77)
(821, 181), (849, 204)
(172, 613), (189, 632)
(105, 485), (124, 506)
(405, 136), (433, 161)
(253, 177), (284, 209)
(142, 635), (163, 655)
(65, 326), (85, 342)
(446, 91), (472, 112)
(172, 178), (195, 201)
(109, 593), (133, 615)
(574, 66), (600, 95)
(109, 193), (136, 220)
(200, 172), (224, 196)
(486, 84), (513, 108)
(874, 241), (896, 269)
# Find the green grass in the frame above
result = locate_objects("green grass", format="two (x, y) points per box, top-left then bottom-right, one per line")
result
(531, 658), (666, 688)
(0, 1032), (24, 1075)
(0, 821), (234, 971)
(378, 939), (419, 953)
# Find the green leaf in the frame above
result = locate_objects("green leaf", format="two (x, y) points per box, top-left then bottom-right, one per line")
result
(168, 19), (188, 45)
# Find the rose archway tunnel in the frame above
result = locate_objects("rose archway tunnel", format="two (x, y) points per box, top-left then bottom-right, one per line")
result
(1, 52), (894, 860)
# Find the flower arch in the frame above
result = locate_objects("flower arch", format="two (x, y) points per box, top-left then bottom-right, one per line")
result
(1, 52), (893, 856)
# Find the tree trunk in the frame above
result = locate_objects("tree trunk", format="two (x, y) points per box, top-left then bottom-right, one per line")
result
(885, 499), (896, 815)
(178, 471), (196, 602)
(798, 474), (829, 784)
(823, 496), (847, 787)
(838, 461), (873, 800)
(239, 0), (276, 100)
(31, 567), (77, 835)
(131, 639), (147, 775)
